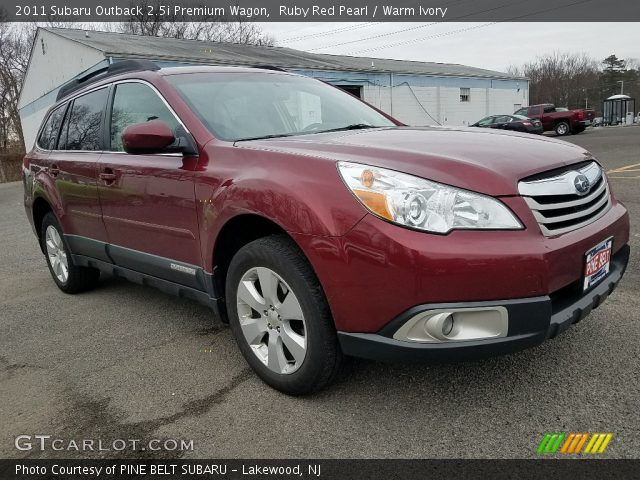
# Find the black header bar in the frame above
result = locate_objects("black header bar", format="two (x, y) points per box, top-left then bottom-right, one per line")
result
(2, 0), (640, 22)
(1, 459), (639, 480)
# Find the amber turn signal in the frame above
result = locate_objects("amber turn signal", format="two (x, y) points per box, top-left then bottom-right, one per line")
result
(352, 189), (393, 220)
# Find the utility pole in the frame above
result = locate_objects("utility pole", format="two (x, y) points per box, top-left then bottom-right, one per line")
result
(583, 88), (588, 109)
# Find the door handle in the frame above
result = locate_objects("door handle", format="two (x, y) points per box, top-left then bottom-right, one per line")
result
(99, 173), (116, 181)
(99, 168), (117, 184)
(50, 164), (60, 176)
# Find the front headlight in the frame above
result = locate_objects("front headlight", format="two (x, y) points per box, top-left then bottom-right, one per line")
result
(337, 161), (523, 233)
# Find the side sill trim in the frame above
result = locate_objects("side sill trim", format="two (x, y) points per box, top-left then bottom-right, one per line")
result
(71, 255), (223, 319)
(65, 234), (208, 292)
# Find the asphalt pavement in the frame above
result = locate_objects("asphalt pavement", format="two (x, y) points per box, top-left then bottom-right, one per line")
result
(1, 126), (638, 459)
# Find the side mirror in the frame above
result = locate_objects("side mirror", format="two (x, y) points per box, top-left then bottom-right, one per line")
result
(122, 120), (176, 155)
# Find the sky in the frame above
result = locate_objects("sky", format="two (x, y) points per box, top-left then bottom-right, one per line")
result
(260, 22), (639, 73)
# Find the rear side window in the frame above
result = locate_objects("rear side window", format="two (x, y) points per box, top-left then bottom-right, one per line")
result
(109, 82), (180, 152)
(59, 88), (108, 151)
(37, 105), (66, 150)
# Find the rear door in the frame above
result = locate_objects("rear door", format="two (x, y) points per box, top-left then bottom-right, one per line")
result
(48, 88), (110, 249)
(503, 116), (524, 131)
(98, 80), (203, 287)
(492, 115), (511, 129)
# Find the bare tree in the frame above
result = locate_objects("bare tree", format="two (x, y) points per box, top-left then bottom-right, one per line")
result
(113, 0), (274, 44)
(510, 52), (640, 114)
(0, 21), (82, 152)
(508, 52), (600, 110)
(0, 22), (36, 152)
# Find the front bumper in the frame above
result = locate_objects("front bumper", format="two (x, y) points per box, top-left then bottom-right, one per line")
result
(338, 244), (629, 362)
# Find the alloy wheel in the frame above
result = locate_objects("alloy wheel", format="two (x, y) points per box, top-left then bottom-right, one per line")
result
(45, 225), (69, 283)
(236, 267), (307, 374)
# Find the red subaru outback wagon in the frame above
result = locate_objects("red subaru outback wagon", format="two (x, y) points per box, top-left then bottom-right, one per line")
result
(24, 61), (630, 394)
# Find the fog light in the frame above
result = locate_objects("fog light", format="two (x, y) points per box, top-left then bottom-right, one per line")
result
(393, 307), (508, 343)
(442, 316), (454, 336)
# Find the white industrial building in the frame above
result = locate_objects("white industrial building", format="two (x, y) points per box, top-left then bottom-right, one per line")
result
(19, 28), (529, 149)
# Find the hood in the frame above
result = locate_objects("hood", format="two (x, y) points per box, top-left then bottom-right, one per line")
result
(237, 127), (594, 196)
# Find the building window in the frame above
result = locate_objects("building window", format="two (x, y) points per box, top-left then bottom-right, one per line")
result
(460, 88), (470, 102)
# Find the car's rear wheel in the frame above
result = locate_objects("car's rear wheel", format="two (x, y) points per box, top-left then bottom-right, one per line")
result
(554, 122), (570, 136)
(41, 212), (100, 293)
(225, 235), (341, 395)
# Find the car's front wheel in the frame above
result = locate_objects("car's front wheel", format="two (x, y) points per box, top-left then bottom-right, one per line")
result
(41, 212), (100, 293)
(225, 235), (341, 395)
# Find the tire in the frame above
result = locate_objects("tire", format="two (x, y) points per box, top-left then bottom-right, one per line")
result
(225, 235), (342, 395)
(554, 122), (570, 136)
(41, 212), (100, 294)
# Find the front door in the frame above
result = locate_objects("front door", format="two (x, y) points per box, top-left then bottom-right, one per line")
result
(97, 80), (203, 288)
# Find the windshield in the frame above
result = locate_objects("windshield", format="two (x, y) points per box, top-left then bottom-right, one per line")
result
(166, 72), (395, 141)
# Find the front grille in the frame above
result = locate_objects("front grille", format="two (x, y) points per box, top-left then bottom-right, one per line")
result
(518, 161), (611, 236)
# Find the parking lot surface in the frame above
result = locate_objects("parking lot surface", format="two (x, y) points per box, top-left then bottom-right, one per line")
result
(1, 126), (638, 459)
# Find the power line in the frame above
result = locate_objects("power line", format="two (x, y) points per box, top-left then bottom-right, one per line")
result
(349, 22), (498, 55)
(346, 0), (593, 56)
(397, 82), (442, 125)
(280, 23), (376, 44)
(307, 0), (527, 53)
(307, 23), (439, 52)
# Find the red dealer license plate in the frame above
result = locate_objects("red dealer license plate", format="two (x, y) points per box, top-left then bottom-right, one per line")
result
(583, 237), (613, 291)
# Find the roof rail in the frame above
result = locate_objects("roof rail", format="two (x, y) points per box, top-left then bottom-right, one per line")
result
(251, 65), (287, 72)
(56, 60), (160, 101)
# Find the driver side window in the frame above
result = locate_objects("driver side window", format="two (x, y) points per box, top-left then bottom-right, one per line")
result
(110, 82), (180, 152)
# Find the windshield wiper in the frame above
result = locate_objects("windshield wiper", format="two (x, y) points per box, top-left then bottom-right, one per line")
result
(234, 133), (297, 142)
(313, 124), (383, 134)
(234, 124), (383, 142)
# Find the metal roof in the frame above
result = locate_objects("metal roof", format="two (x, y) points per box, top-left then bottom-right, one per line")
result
(45, 27), (524, 80)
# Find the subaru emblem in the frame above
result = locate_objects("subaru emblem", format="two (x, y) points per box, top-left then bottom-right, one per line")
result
(573, 174), (590, 195)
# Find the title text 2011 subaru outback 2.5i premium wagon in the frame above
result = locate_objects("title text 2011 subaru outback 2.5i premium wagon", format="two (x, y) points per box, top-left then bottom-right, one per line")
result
(24, 61), (630, 394)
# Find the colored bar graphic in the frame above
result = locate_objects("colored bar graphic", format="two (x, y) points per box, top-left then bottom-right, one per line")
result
(584, 433), (614, 454)
(538, 433), (613, 455)
(559, 433), (589, 454)
(537, 433), (565, 454)
(572, 433), (589, 454)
